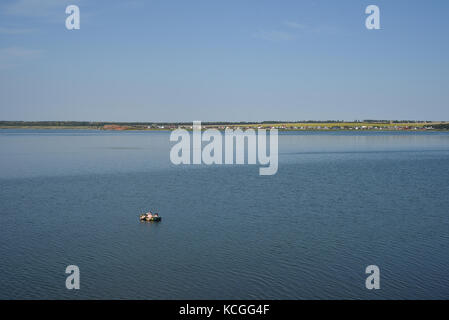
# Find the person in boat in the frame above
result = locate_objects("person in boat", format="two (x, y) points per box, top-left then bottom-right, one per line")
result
(146, 211), (153, 219)
(154, 213), (159, 218)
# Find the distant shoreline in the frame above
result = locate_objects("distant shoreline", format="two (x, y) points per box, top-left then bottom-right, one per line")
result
(0, 121), (448, 131)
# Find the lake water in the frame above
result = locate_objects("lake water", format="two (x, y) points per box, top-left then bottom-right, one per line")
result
(1, 129), (448, 299)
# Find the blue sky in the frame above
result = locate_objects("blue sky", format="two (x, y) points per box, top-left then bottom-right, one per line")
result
(0, 0), (448, 121)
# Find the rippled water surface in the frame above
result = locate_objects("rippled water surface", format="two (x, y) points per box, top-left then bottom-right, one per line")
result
(1, 130), (449, 299)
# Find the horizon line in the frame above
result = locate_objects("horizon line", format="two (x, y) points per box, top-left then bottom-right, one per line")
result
(1, 120), (448, 124)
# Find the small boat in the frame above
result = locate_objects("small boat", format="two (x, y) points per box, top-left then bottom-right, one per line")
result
(140, 213), (162, 222)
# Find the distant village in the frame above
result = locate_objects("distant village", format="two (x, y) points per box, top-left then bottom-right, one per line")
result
(101, 121), (443, 131)
(1, 120), (447, 131)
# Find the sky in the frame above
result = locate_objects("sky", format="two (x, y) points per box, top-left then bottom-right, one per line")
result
(0, 0), (448, 122)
